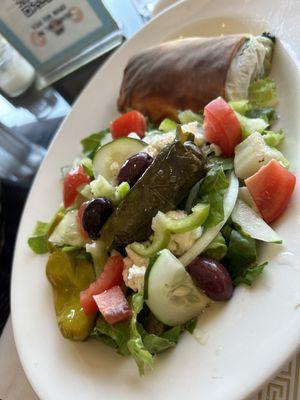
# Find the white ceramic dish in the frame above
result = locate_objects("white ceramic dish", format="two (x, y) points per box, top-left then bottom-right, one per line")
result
(11, 0), (300, 399)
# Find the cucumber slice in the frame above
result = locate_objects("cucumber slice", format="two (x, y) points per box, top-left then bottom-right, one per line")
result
(93, 137), (146, 183)
(231, 199), (282, 243)
(144, 249), (211, 326)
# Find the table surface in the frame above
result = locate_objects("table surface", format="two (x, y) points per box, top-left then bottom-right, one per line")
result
(0, 1), (299, 399)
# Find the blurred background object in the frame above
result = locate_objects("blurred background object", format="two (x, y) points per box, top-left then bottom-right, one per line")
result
(131, 0), (158, 20)
(0, 0), (123, 89)
(0, 35), (35, 98)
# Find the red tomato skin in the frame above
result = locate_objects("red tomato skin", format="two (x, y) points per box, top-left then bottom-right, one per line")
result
(204, 97), (242, 156)
(63, 165), (91, 208)
(77, 202), (89, 240)
(93, 285), (132, 324)
(80, 256), (124, 315)
(245, 160), (296, 223)
(204, 109), (231, 156)
(110, 110), (146, 139)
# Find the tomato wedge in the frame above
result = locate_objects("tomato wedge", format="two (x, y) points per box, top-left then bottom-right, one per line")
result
(80, 255), (124, 315)
(93, 285), (132, 324)
(110, 110), (146, 139)
(204, 97), (242, 156)
(245, 159), (296, 224)
(204, 109), (231, 155)
(63, 165), (91, 208)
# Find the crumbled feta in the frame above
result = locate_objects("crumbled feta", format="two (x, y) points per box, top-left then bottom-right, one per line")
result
(181, 122), (206, 147)
(210, 143), (222, 156)
(143, 131), (176, 157)
(125, 246), (149, 267)
(128, 132), (141, 140)
(166, 210), (203, 256)
(122, 246), (149, 291)
(125, 264), (146, 292)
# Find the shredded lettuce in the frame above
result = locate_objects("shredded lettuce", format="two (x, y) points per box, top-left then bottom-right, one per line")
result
(235, 111), (269, 138)
(178, 109), (203, 124)
(262, 129), (285, 147)
(158, 118), (177, 132)
(198, 165), (229, 228)
(203, 232), (227, 260)
(28, 221), (50, 254)
(80, 130), (109, 159)
(80, 158), (94, 178)
(245, 107), (277, 124)
(28, 209), (64, 254)
(233, 263), (268, 286)
(91, 291), (192, 374)
(208, 156), (234, 171)
(143, 326), (181, 354)
(229, 100), (250, 115)
(248, 78), (278, 108)
(91, 317), (131, 356)
(127, 292), (154, 375)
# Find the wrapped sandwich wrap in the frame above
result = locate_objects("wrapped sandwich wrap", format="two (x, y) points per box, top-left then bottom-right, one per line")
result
(118, 34), (274, 123)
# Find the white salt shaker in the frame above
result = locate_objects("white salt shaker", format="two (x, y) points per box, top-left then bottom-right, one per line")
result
(0, 35), (35, 98)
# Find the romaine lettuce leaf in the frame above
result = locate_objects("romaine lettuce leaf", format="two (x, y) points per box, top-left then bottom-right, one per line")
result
(208, 156), (234, 171)
(235, 112), (269, 138)
(248, 78), (278, 108)
(159, 118), (177, 132)
(91, 317), (130, 356)
(198, 165), (229, 227)
(229, 100), (250, 115)
(143, 326), (181, 354)
(245, 107), (277, 124)
(262, 129), (285, 147)
(80, 129), (109, 159)
(28, 210), (64, 254)
(233, 262), (268, 286)
(203, 232), (227, 260)
(91, 292), (191, 374)
(225, 228), (267, 286)
(127, 292), (154, 375)
(227, 229), (257, 270)
(80, 158), (94, 178)
(28, 221), (50, 254)
(178, 109), (203, 124)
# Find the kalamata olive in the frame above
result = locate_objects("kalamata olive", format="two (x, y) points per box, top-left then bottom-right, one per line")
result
(186, 256), (233, 301)
(82, 197), (113, 240)
(117, 152), (153, 186)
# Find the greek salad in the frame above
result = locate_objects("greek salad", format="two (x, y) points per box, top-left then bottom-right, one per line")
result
(29, 77), (296, 375)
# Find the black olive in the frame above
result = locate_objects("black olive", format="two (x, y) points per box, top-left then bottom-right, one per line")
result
(186, 256), (233, 301)
(117, 152), (153, 186)
(82, 198), (113, 240)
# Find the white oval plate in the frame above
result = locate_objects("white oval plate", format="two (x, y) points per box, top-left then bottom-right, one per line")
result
(11, 0), (300, 399)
